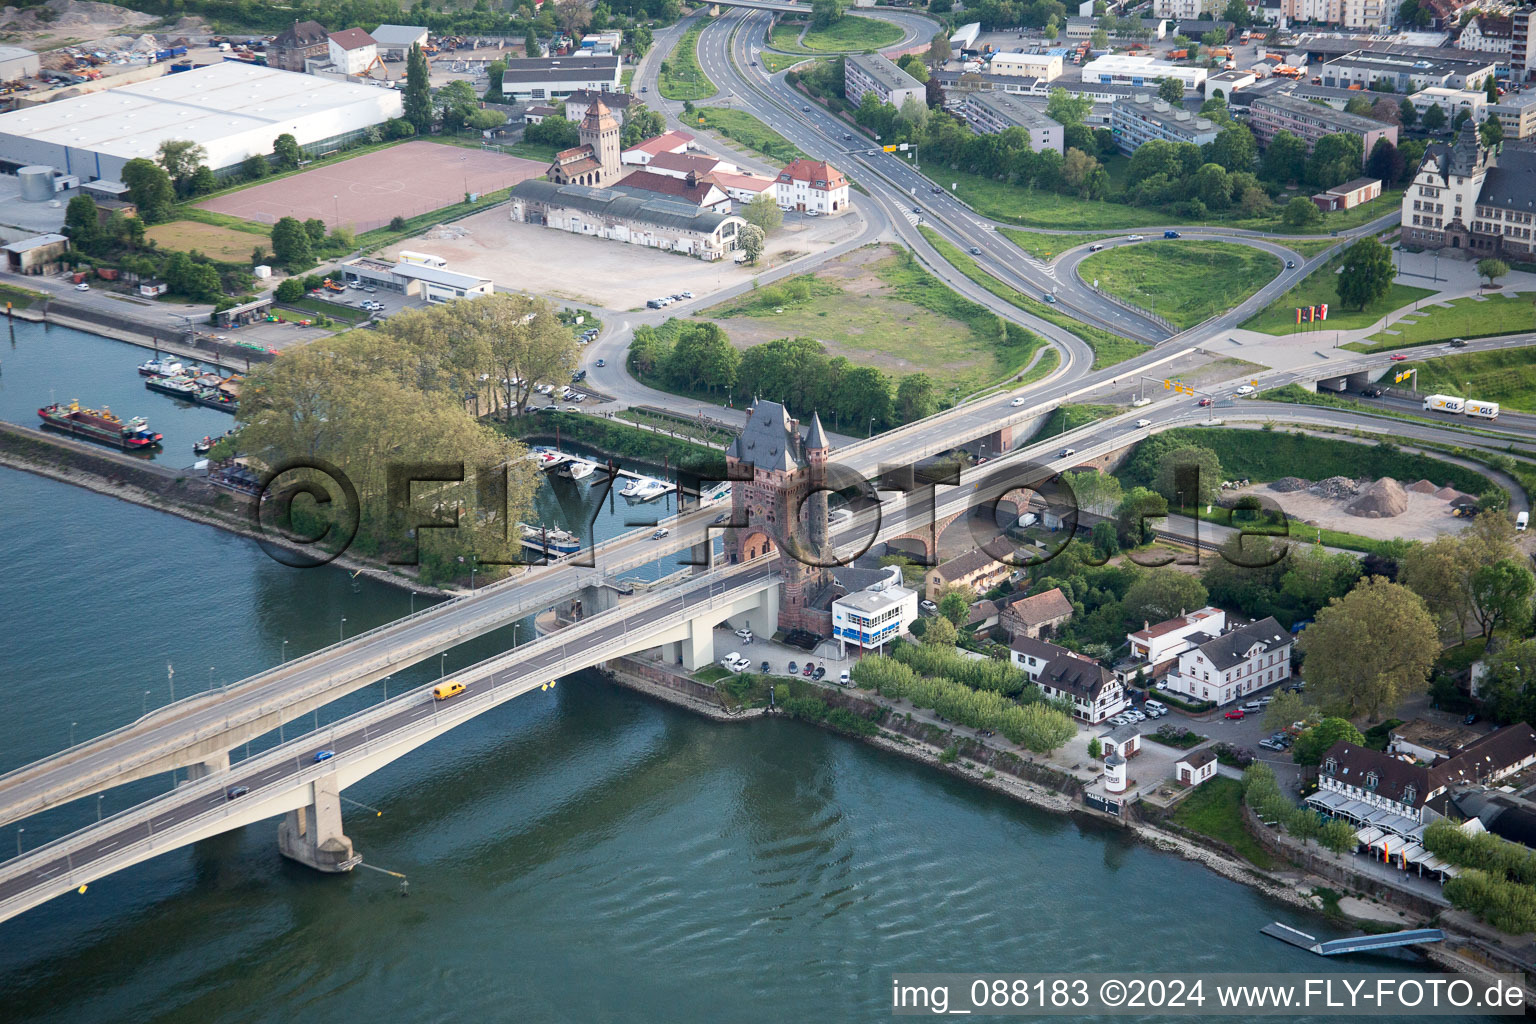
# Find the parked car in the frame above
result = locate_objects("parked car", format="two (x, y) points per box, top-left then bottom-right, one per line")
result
(1224, 709), (1245, 720)
(1465, 712), (1480, 725)
(812, 666), (826, 680)
(787, 661), (799, 675)
(760, 660), (771, 674)
(1259, 738), (1284, 751)
(802, 662), (815, 677)
(1145, 699), (1166, 713)
(1242, 701), (1263, 712)
(734, 627), (753, 641)
(838, 670), (851, 685)
(920, 599), (937, 613)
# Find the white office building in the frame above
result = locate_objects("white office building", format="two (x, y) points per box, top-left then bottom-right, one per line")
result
(1082, 54), (1209, 90)
(832, 570), (918, 652)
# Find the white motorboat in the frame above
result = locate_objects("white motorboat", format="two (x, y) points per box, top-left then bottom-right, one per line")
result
(626, 478), (670, 502)
(558, 459), (596, 480)
(517, 522), (581, 554)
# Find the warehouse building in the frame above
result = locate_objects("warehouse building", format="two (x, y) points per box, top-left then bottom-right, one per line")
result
(844, 52), (925, 111)
(987, 51), (1063, 81)
(1082, 54), (1208, 91)
(0, 62), (403, 182)
(508, 179), (745, 260)
(338, 255), (494, 302)
(497, 55), (621, 102)
(1319, 50), (1497, 93)
(0, 46), (40, 81)
(369, 25), (428, 61)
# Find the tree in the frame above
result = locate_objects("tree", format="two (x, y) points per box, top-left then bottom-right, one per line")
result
(404, 43), (433, 134)
(437, 80), (479, 133)
(1091, 28), (1109, 49)
(1262, 130), (1308, 184)
(1399, 96), (1418, 128)
(63, 194), (101, 255)
(739, 223), (765, 265)
(1480, 115), (1505, 149)
(241, 153), (268, 180)
(446, 292), (578, 419)
(1121, 570), (1208, 626)
(1335, 236), (1394, 310)
(1421, 102), (1447, 133)
(1365, 138), (1404, 184)
(1115, 487), (1168, 548)
(1400, 534), (1474, 639)
(1208, 123), (1255, 172)
(273, 133), (302, 170)
(484, 59), (506, 101)
(897, 54), (930, 84)
(1306, 132), (1363, 188)
(1369, 98), (1401, 126)
(1062, 147), (1104, 197)
(666, 322), (739, 394)
(1477, 258), (1510, 287)
(1088, 736), (1102, 759)
(1486, 74), (1500, 103)
(1045, 87), (1092, 127)
(896, 373), (937, 422)
(1157, 76), (1184, 103)
(554, 0), (591, 36)
(188, 165), (216, 196)
(812, 0), (845, 30)
(468, 109), (506, 131)
(1399, 0), (1432, 27)
(274, 277), (305, 302)
(1279, 544), (1361, 617)
(898, 94), (930, 132)
(924, 614), (958, 647)
(740, 192), (784, 235)
(525, 116), (580, 149)
(939, 589), (970, 626)
(1291, 717), (1366, 767)
(1477, 640), (1536, 724)
(525, 30), (542, 58)
(1263, 690), (1315, 732)
(1297, 577), (1439, 721)
(1469, 559), (1535, 638)
(1319, 818), (1358, 854)
(385, 118), (416, 140)
(1061, 469), (1123, 517)
(269, 216), (313, 270)
(156, 139), (208, 195)
(1345, 96), (1374, 117)
(302, 218), (327, 245)
(121, 158), (175, 223)
(1222, 0), (1251, 27)
(928, 32), (951, 64)
(1154, 444), (1223, 506)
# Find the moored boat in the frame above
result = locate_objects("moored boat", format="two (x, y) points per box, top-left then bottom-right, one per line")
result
(137, 357), (185, 377)
(517, 522), (582, 555)
(558, 459), (596, 480)
(38, 400), (162, 450)
(624, 477), (670, 502)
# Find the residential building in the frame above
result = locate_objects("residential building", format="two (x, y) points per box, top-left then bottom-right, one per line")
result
(1409, 86), (1489, 123)
(1097, 723), (1142, 759)
(1205, 69), (1258, 99)
(831, 577), (919, 653)
(1319, 50), (1497, 93)
(508, 179), (745, 261)
(326, 29), (379, 76)
(622, 130), (694, 166)
(709, 169), (777, 204)
(523, 104), (559, 124)
(496, 55), (621, 102)
(845, 52), (926, 111)
(774, 158), (850, 215)
(562, 89), (637, 125)
(1313, 742), (1443, 823)
(1160, 616), (1293, 706)
(645, 150), (735, 180)
(1009, 636), (1127, 723)
(925, 547), (1009, 601)
(547, 97), (623, 187)
(1247, 94), (1397, 166)
(269, 20), (331, 72)
(1389, 718), (1483, 763)
(1490, 90), (1536, 138)
(1109, 93), (1221, 154)
(951, 89), (1065, 153)
(611, 169), (731, 214)
(1402, 119), (1536, 258)
(1176, 749), (1218, 787)
(998, 587), (1074, 641)
(1082, 54), (1209, 91)
(1127, 607), (1226, 676)
(1311, 175), (1382, 211)
(1152, 0), (1223, 19)
(1514, 7), (1534, 81)
(987, 51), (1064, 81)
(0, 233), (68, 275)
(368, 25), (428, 61)
(1459, 14), (1514, 54)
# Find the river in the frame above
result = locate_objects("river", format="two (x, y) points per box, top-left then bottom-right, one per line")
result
(0, 330), (1497, 1023)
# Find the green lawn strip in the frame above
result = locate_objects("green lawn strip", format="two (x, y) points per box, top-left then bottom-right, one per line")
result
(1276, 237), (1342, 259)
(1354, 292), (1535, 350)
(1261, 383), (1522, 440)
(799, 15), (904, 51)
(177, 207), (276, 236)
(1079, 240), (1281, 331)
(659, 18), (716, 101)
(1401, 347), (1536, 414)
(918, 226), (1144, 370)
(1014, 347), (1061, 388)
(279, 297), (369, 324)
(353, 185), (515, 253)
(1170, 776), (1276, 869)
(621, 67), (635, 90)
(761, 51), (809, 73)
(1001, 228), (1121, 260)
(0, 282), (49, 309)
(1241, 255), (1435, 335)
(695, 107), (806, 163)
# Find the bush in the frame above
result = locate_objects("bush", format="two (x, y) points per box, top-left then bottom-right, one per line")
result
(389, 216), (408, 232)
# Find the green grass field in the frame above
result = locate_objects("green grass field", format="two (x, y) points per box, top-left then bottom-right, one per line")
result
(1001, 229), (1122, 260)
(1279, 237), (1343, 260)
(1350, 292), (1534, 350)
(760, 51), (809, 73)
(1400, 348), (1536, 413)
(659, 19), (716, 101)
(919, 227), (1145, 369)
(1170, 776), (1276, 869)
(0, 282), (50, 309)
(800, 15), (904, 51)
(1079, 240), (1281, 330)
(1241, 256), (1435, 335)
(694, 107), (805, 163)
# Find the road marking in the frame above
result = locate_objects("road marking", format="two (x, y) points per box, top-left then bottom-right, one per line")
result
(99, 840), (117, 851)
(262, 769), (281, 780)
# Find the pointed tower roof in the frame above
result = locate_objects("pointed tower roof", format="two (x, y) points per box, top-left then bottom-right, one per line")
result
(804, 410), (828, 451)
(1448, 116), (1485, 178)
(581, 96), (618, 134)
(727, 399), (799, 473)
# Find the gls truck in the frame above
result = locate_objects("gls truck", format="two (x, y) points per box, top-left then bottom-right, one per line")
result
(1423, 394), (1465, 414)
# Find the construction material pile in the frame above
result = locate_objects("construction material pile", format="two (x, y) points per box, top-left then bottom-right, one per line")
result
(1308, 476), (1359, 500)
(1269, 476), (1309, 493)
(1347, 477), (1408, 518)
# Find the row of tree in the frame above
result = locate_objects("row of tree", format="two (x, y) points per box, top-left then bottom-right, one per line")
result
(1242, 763), (1359, 853)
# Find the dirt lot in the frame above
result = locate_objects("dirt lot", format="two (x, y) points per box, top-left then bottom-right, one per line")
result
(145, 219), (266, 261)
(386, 205), (862, 309)
(1230, 480), (1475, 543)
(198, 142), (545, 233)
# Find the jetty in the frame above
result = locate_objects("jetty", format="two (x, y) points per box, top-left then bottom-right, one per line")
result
(1261, 922), (1445, 956)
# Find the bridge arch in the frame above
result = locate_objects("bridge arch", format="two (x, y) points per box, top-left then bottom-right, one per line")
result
(739, 530), (774, 561)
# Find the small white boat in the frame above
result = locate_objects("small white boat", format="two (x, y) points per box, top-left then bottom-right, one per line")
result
(534, 451), (563, 468)
(558, 459), (596, 480)
(627, 478), (670, 502)
(518, 522), (581, 554)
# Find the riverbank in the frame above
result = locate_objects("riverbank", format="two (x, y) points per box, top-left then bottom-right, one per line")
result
(8, 301), (269, 374)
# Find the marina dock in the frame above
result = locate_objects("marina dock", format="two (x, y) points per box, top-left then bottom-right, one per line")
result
(1261, 922), (1445, 956)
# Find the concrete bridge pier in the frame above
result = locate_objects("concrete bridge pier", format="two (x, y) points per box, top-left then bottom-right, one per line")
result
(180, 750), (229, 784)
(689, 539), (714, 574)
(278, 774), (362, 874)
(577, 583), (620, 618)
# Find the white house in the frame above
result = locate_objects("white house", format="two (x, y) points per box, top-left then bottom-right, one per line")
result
(832, 568), (918, 653)
(326, 29), (378, 76)
(1160, 616), (1293, 707)
(1126, 607), (1225, 676)
(1009, 635), (1125, 723)
(774, 158), (851, 216)
(1409, 86), (1489, 124)
(1176, 749), (1218, 787)
(1098, 723), (1142, 759)
(621, 129), (694, 166)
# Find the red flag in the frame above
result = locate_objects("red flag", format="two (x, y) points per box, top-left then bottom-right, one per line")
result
(1318, 303), (1329, 321)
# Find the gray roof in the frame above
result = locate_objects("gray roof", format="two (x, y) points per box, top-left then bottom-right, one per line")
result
(1477, 144), (1536, 214)
(2, 233), (67, 253)
(368, 25), (428, 47)
(1009, 634), (1066, 662)
(1190, 616), (1289, 671)
(391, 262), (490, 288)
(511, 178), (740, 235)
(1099, 723), (1141, 743)
(727, 398), (800, 473)
(804, 410), (827, 450)
(962, 89), (1058, 131)
(1250, 93), (1391, 134)
(847, 51), (924, 95)
(1038, 653), (1115, 703)
(499, 55), (619, 84)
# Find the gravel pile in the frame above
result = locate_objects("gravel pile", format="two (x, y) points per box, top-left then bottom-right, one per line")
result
(1269, 477), (1310, 493)
(1408, 479), (1439, 494)
(1435, 486), (1462, 500)
(422, 225), (471, 241)
(1347, 477), (1408, 518)
(1309, 476), (1359, 500)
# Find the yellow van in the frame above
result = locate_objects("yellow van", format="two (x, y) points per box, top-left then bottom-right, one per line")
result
(432, 680), (466, 701)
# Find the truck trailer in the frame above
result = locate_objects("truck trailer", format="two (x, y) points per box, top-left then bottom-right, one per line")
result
(1423, 394), (1465, 414)
(1465, 400), (1500, 419)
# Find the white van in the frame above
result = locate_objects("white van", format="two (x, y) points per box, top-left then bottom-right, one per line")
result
(1144, 699), (1167, 713)
(1518, 511), (1529, 532)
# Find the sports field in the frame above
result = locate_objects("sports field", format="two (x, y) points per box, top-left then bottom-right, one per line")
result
(196, 141), (545, 232)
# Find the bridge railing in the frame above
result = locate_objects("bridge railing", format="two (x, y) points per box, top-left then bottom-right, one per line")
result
(0, 563), (781, 917)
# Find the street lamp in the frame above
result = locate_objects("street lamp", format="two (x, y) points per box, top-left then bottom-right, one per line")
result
(208, 667), (215, 692)
(142, 690), (151, 717)
(69, 721), (77, 747)
(333, 193), (341, 230)
(868, 416), (876, 438)
(16, 828), (22, 857)
(282, 639), (289, 663)
(96, 795), (104, 822)
(340, 616), (347, 643)
(440, 653), (447, 680)
(513, 623), (521, 646)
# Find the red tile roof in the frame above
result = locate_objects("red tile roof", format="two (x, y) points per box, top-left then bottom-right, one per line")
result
(622, 130), (695, 157)
(776, 158), (847, 190)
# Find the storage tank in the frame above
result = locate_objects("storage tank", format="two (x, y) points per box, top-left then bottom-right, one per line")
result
(18, 166), (54, 202)
(1104, 751), (1127, 794)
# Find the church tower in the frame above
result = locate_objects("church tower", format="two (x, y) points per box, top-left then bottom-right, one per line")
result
(579, 98), (622, 186)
